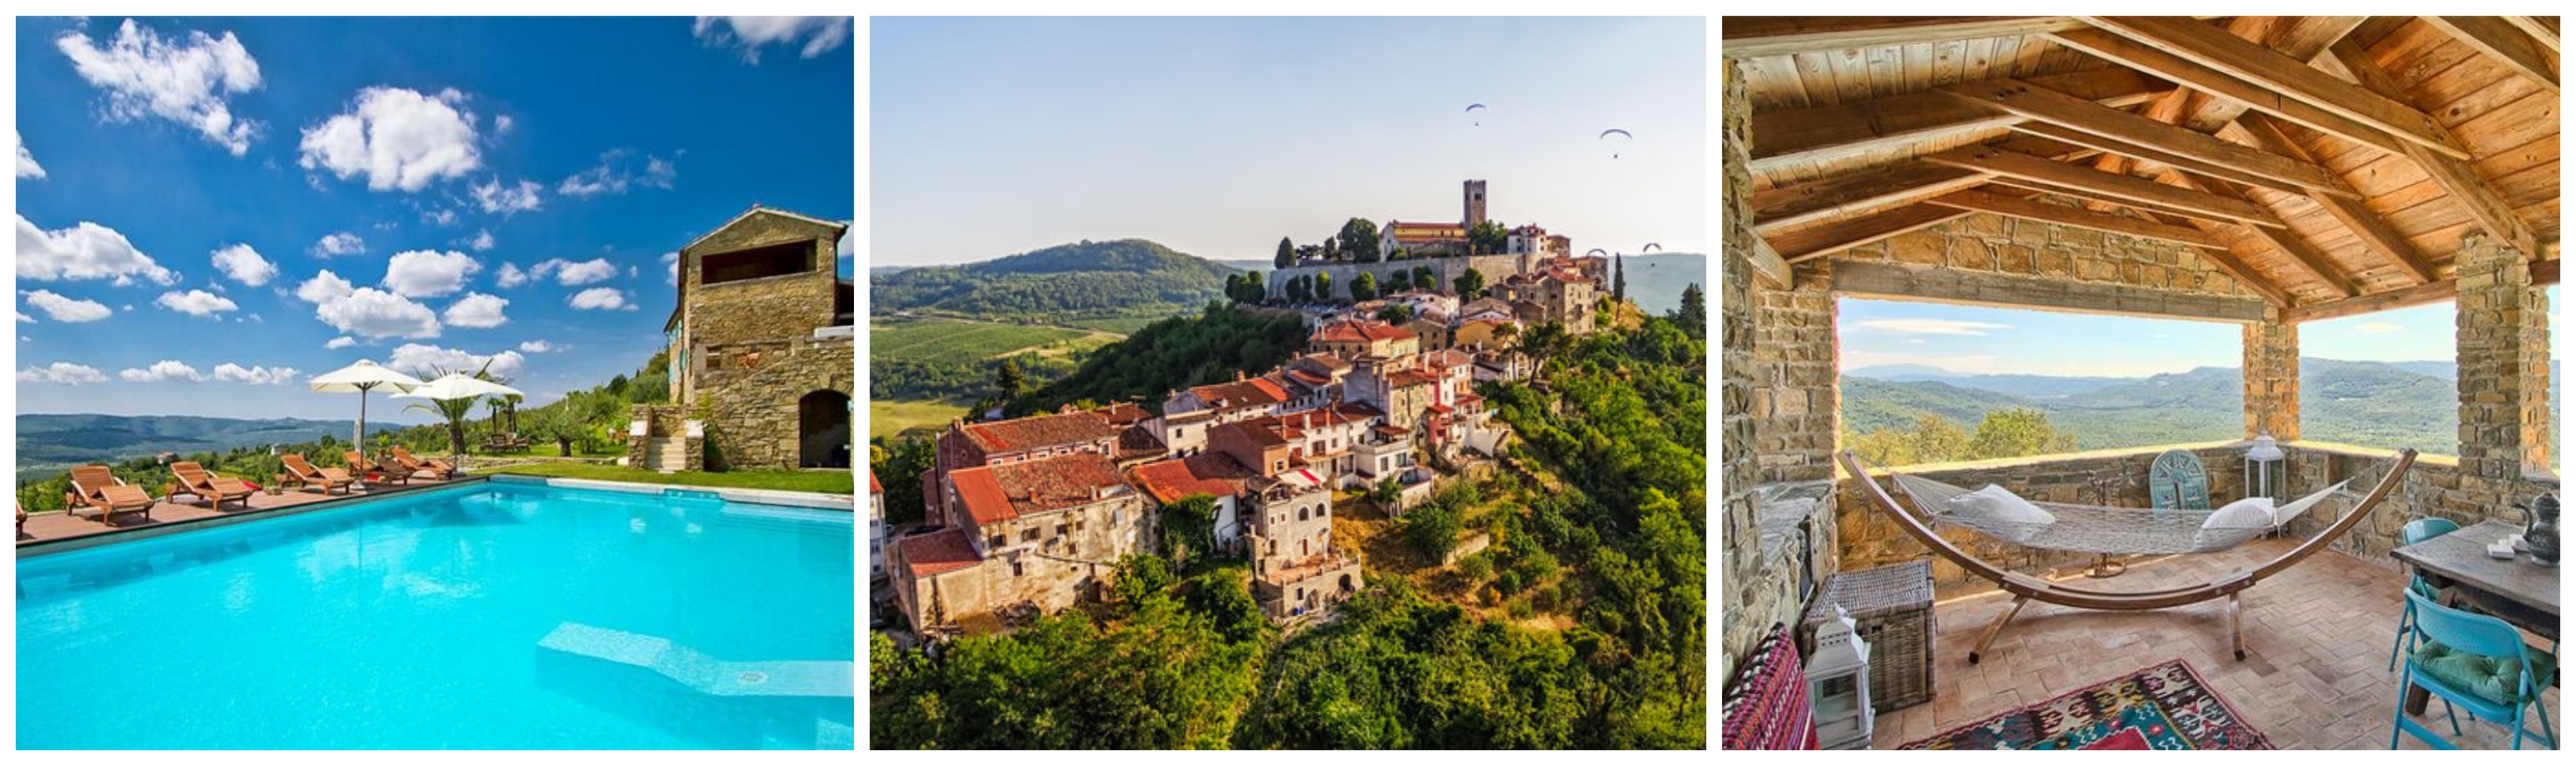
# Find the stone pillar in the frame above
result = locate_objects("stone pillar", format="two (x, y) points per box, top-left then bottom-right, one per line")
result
(1751, 261), (1839, 483)
(2241, 307), (2300, 441)
(2453, 233), (2552, 482)
(1720, 57), (1768, 663)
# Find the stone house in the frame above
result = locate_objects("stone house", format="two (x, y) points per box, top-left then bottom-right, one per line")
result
(1128, 453), (1259, 552)
(1453, 318), (1517, 350)
(1345, 357), (1442, 432)
(869, 468), (886, 582)
(1244, 476), (1363, 621)
(1309, 320), (1420, 361)
(1495, 267), (1599, 334)
(928, 410), (1120, 520)
(645, 206), (854, 471)
(1402, 317), (1453, 351)
(890, 452), (1149, 634)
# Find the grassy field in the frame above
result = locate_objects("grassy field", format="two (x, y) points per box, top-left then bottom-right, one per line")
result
(871, 398), (970, 441)
(871, 317), (1118, 361)
(492, 462), (853, 494)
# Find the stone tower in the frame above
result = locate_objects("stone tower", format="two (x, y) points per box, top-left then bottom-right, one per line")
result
(1462, 179), (1487, 227)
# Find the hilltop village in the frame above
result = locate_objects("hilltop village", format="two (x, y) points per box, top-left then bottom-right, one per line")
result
(873, 181), (1617, 638)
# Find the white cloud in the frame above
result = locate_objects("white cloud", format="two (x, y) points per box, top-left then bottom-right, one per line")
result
(443, 292), (509, 328)
(692, 17), (850, 62)
(1848, 318), (2012, 336)
(120, 359), (208, 383)
(154, 288), (239, 317)
(313, 231), (365, 257)
(15, 310), (32, 323)
(467, 228), (494, 251)
(15, 131), (45, 178)
(387, 343), (524, 378)
(518, 340), (556, 353)
(422, 208), (458, 226)
(558, 148), (679, 197)
(568, 287), (636, 311)
(23, 290), (114, 322)
(17, 214), (178, 284)
(209, 242), (277, 285)
(495, 261), (529, 288)
(298, 86), (481, 191)
(294, 269), (356, 304)
(301, 274), (440, 339)
(661, 251), (680, 285)
(380, 250), (481, 298)
(493, 115), (515, 134)
(210, 362), (298, 384)
(532, 257), (617, 286)
(55, 20), (263, 155)
(325, 336), (358, 350)
(2357, 321), (2402, 334)
(18, 362), (110, 385)
(471, 178), (542, 215)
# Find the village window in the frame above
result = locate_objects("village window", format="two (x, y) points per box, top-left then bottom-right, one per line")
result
(1111, 510), (1123, 525)
(1068, 543), (1079, 556)
(1023, 528), (1040, 543)
(1012, 561), (1024, 577)
(1075, 519), (1087, 531)
(1056, 523), (1070, 537)
(1297, 506), (1309, 521)
(988, 534), (1005, 550)
(698, 239), (811, 285)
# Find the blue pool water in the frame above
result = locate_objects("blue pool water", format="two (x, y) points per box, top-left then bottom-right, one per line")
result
(16, 480), (855, 749)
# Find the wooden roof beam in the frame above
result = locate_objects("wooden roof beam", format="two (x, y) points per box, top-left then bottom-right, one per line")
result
(2422, 17), (2560, 94)
(2163, 175), (2360, 298)
(1923, 145), (2286, 228)
(2226, 115), (2440, 284)
(1750, 68), (2170, 173)
(1748, 234), (1793, 290)
(1720, 17), (2083, 58)
(1752, 137), (2095, 234)
(2503, 17), (2560, 54)
(1764, 204), (1975, 264)
(2045, 28), (2435, 159)
(2319, 40), (2543, 257)
(1943, 77), (2357, 197)
(2075, 17), (2470, 159)
(1923, 187), (2229, 249)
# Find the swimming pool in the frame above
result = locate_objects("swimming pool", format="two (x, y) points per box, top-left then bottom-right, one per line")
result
(16, 479), (855, 749)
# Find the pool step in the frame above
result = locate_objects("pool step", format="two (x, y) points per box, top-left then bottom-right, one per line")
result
(536, 622), (850, 698)
(640, 437), (690, 474)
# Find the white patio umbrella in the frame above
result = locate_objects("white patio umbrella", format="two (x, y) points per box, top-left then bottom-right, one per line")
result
(393, 373), (527, 465)
(309, 359), (425, 449)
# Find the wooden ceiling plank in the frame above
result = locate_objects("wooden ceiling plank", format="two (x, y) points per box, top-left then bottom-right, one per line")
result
(2229, 115), (2443, 283)
(1750, 68), (2170, 171)
(2076, 17), (2470, 158)
(2166, 175), (2361, 298)
(2320, 40), (2544, 257)
(2502, 17), (2561, 55)
(1764, 205), (1976, 263)
(1750, 162), (1990, 234)
(1924, 187), (2228, 248)
(2045, 28), (2434, 160)
(1923, 145), (2286, 227)
(1721, 17), (2083, 58)
(2421, 16), (2561, 94)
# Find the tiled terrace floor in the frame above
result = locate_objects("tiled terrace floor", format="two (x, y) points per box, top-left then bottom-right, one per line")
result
(1870, 539), (2561, 750)
(17, 473), (464, 546)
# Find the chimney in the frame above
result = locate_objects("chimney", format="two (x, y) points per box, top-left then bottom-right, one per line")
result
(1235, 370), (1245, 382)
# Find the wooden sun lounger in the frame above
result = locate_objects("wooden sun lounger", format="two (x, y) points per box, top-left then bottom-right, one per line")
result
(170, 460), (255, 511)
(390, 446), (455, 479)
(68, 464), (156, 527)
(347, 451), (408, 486)
(283, 454), (354, 495)
(1836, 448), (2416, 663)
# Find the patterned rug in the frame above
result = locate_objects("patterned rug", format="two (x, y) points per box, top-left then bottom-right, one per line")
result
(1900, 659), (2272, 750)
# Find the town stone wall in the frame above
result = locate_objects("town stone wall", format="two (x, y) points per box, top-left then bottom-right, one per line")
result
(1265, 253), (1533, 301)
(1750, 261), (1837, 484)
(695, 336), (853, 470)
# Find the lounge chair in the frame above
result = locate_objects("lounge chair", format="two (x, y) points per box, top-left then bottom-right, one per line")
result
(68, 464), (156, 526)
(282, 454), (354, 495)
(346, 451), (408, 486)
(390, 446), (456, 479)
(170, 461), (255, 511)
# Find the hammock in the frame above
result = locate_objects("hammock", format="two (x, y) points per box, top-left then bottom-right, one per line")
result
(1889, 472), (2351, 555)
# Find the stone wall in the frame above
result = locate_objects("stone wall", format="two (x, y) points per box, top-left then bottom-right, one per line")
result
(1720, 57), (1801, 666)
(682, 213), (841, 354)
(1265, 253), (1532, 301)
(1824, 212), (2267, 313)
(2242, 310), (2301, 440)
(1749, 261), (1837, 483)
(695, 335), (854, 470)
(2452, 234), (2553, 482)
(2282, 444), (2559, 565)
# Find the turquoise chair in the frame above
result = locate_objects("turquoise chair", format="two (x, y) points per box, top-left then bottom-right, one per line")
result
(2389, 517), (2463, 672)
(2390, 590), (2558, 749)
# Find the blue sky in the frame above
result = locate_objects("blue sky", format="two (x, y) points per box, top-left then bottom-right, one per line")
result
(1841, 287), (2564, 377)
(15, 17), (854, 420)
(871, 17), (1705, 266)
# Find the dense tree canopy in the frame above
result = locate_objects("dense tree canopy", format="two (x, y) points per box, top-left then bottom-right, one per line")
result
(1009, 303), (1307, 417)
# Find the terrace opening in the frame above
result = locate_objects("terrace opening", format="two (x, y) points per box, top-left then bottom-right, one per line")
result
(799, 389), (852, 468)
(701, 240), (811, 286)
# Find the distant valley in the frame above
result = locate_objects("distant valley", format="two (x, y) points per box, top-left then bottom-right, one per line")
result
(16, 414), (413, 478)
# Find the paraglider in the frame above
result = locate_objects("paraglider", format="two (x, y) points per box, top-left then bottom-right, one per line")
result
(1642, 242), (1662, 253)
(1586, 248), (1609, 258)
(1599, 128), (1632, 159)
(1465, 103), (1487, 126)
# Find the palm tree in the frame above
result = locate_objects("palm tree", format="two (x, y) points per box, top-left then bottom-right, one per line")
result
(403, 362), (507, 458)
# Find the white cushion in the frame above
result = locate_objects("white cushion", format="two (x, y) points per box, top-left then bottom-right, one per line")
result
(2203, 497), (2275, 531)
(1945, 485), (2055, 542)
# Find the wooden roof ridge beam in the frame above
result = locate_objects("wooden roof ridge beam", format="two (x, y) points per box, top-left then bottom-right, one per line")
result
(2319, 40), (2543, 257)
(2073, 17), (2470, 159)
(1720, 17), (2083, 58)
(1751, 137), (2095, 234)
(1923, 145), (2286, 228)
(1923, 187), (2227, 248)
(2166, 175), (2360, 298)
(2503, 17), (2560, 54)
(2226, 115), (2439, 284)
(2171, 16), (2371, 133)
(1750, 68), (2170, 171)
(2043, 28), (2432, 159)
(1940, 77), (2357, 197)
(2422, 17), (2560, 94)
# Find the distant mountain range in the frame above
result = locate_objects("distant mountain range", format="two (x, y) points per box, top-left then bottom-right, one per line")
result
(868, 238), (1241, 326)
(1844, 358), (2562, 457)
(16, 414), (410, 477)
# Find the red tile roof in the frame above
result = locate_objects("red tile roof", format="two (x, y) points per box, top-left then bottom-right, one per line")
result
(1386, 369), (1441, 389)
(1128, 454), (1258, 504)
(1312, 321), (1415, 344)
(1214, 420), (1289, 448)
(867, 467), (882, 494)
(1185, 377), (1290, 410)
(949, 452), (1126, 526)
(1431, 348), (1476, 368)
(897, 529), (981, 577)
(959, 411), (1118, 454)
(1091, 402), (1151, 426)
(1114, 424), (1166, 460)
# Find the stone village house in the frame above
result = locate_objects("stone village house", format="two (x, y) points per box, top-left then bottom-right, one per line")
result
(636, 206), (853, 472)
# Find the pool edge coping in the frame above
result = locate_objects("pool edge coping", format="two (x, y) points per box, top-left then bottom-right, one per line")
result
(490, 474), (856, 512)
(16, 477), (492, 559)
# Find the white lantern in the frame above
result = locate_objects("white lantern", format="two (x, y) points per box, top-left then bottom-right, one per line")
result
(1805, 605), (1874, 749)
(2245, 432), (2286, 502)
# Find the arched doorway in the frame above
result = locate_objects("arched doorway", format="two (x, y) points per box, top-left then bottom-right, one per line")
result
(799, 389), (852, 468)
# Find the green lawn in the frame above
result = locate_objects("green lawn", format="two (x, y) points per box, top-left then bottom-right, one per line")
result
(492, 462), (854, 494)
(871, 398), (970, 441)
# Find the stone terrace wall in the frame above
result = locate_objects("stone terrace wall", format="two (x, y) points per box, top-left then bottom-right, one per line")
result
(1265, 253), (1530, 301)
(695, 336), (854, 470)
(1825, 211), (2266, 309)
(2286, 445), (2561, 566)
(1749, 261), (1837, 484)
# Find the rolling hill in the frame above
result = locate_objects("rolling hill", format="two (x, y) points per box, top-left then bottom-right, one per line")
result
(16, 414), (411, 477)
(869, 238), (1241, 332)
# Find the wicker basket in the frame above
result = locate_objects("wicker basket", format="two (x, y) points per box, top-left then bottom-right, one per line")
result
(1801, 560), (1935, 713)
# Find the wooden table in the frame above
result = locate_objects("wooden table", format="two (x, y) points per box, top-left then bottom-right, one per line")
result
(2391, 520), (2560, 714)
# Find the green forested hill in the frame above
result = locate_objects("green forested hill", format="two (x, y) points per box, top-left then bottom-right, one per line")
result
(16, 414), (411, 476)
(869, 238), (1240, 329)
